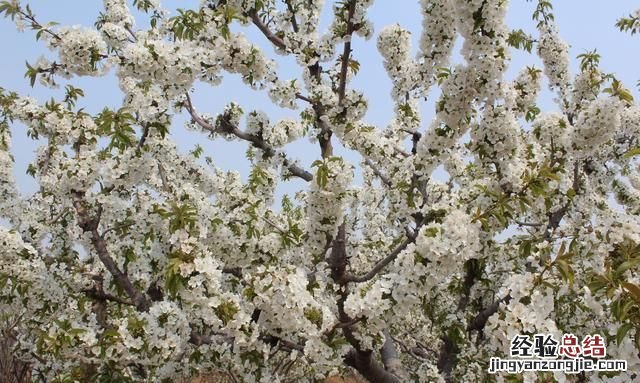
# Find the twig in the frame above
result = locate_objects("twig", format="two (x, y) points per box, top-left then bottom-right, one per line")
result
(337, 1), (357, 104)
(137, 124), (149, 150)
(294, 93), (313, 104)
(47, 208), (69, 225)
(284, 0), (299, 32)
(124, 25), (138, 43)
(18, 10), (62, 41)
(101, 221), (136, 237)
(515, 220), (544, 227)
(364, 159), (392, 186)
(347, 223), (422, 283)
(157, 162), (172, 192)
(323, 316), (365, 337)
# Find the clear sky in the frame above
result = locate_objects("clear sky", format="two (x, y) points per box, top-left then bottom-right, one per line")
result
(1, 0), (639, 200)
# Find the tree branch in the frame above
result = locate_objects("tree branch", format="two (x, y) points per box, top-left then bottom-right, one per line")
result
(222, 266), (243, 278)
(468, 295), (512, 333)
(380, 329), (405, 379)
(515, 220), (544, 227)
(344, 349), (401, 383)
(544, 161), (580, 241)
(324, 223), (407, 383)
(327, 223), (363, 351)
(82, 287), (134, 306)
(190, 331), (304, 353)
(324, 316), (365, 336)
(437, 334), (458, 380)
(72, 191), (150, 312)
(294, 93), (314, 104)
(337, 1), (357, 104)
(347, 224), (421, 283)
(364, 159), (392, 187)
(284, 0), (299, 33)
(249, 11), (287, 50)
(184, 93), (313, 182)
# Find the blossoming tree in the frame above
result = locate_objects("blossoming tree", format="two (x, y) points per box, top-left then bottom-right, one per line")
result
(1, 0), (640, 382)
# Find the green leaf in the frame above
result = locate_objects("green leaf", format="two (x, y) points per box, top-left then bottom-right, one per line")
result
(63, 85), (84, 109)
(555, 259), (574, 286)
(0, 1), (20, 20)
(190, 144), (204, 159)
(623, 147), (640, 159)
(615, 258), (640, 278)
(616, 14), (640, 35)
(303, 307), (323, 328)
(24, 61), (38, 87)
(435, 67), (451, 85)
(577, 49), (601, 72)
(588, 275), (610, 293)
(312, 160), (329, 188)
(507, 29), (535, 53)
(68, 328), (87, 336)
(556, 241), (567, 260)
(616, 323), (634, 346)
(604, 78), (634, 104)
(26, 163), (37, 177)
(133, 0), (154, 12)
(102, 328), (120, 339)
(345, 58), (361, 76)
(525, 105), (540, 122)
(215, 300), (239, 325)
(95, 107), (137, 152)
(169, 8), (205, 40)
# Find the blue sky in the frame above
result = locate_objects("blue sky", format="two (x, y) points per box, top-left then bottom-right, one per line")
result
(1, 0), (639, 199)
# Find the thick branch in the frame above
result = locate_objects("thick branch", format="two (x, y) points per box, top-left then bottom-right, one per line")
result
(328, 223), (363, 350)
(82, 287), (134, 306)
(468, 295), (512, 333)
(72, 191), (150, 312)
(72, 181), (265, 351)
(345, 349), (401, 383)
(222, 266), (243, 278)
(381, 329), (405, 379)
(437, 334), (458, 380)
(327, 225), (407, 383)
(544, 162), (580, 241)
(137, 123), (149, 150)
(328, 223), (349, 284)
(249, 11), (287, 50)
